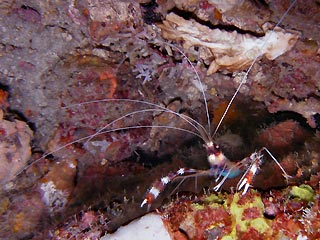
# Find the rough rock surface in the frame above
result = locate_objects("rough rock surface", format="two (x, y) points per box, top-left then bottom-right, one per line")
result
(0, 109), (33, 184)
(0, 0), (319, 238)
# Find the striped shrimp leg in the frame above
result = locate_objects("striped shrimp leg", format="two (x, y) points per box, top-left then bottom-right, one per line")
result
(141, 168), (200, 208)
(236, 152), (264, 195)
(237, 147), (292, 195)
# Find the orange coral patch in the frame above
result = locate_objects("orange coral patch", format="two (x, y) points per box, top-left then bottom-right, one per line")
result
(99, 68), (117, 98)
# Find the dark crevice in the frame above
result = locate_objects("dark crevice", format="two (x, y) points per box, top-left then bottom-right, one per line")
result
(129, 147), (175, 168)
(93, 44), (114, 52)
(4, 108), (36, 134)
(169, 7), (265, 37)
(268, 111), (314, 131)
(140, 0), (163, 24)
(0, 82), (10, 92)
(252, 0), (269, 8)
(313, 113), (320, 131)
(165, 96), (183, 107)
(178, 227), (191, 240)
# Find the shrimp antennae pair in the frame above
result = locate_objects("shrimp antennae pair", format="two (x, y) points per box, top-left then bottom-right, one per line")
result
(15, 97), (211, 177)
(15, 1), (296, 211)
(140, 0), (297, 208)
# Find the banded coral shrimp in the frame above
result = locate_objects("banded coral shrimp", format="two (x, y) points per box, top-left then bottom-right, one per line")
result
(2, 0), (320, 238)
(140, 1), (299, 208)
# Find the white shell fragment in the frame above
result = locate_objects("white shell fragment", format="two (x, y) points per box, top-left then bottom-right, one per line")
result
(102, 213), (171, 240)
(159, 13), (300, 75)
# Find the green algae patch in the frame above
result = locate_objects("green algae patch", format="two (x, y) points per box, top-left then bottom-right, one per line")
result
(222, 191), (271, 239)
(250, 218), (270, 233)
(191, 203), (205, 210)
(221, 236), (233, 240)
(204, 193), (225, 204)
(195, 193), (226, 209)
(290, 184), (314, 202)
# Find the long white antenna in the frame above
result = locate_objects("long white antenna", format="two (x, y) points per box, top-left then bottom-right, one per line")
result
(212, 0), (297, 137)
(162, 42), (212, 136)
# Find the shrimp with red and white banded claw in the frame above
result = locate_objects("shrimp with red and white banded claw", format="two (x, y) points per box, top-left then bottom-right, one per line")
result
(140, 0), (298, 209)
(4, 0), (320, 238)
(12, 0), (297, 216)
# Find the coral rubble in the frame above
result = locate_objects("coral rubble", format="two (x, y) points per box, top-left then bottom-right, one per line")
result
(161, 187), (320, 240)
(159, 13), (300, 74)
